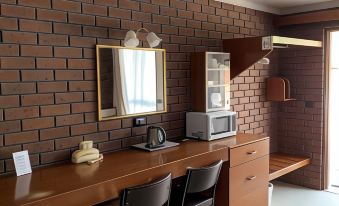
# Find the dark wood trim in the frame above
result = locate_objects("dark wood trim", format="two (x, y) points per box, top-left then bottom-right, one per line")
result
(275, 9), (339, 27)
(269, 153), (311, 181)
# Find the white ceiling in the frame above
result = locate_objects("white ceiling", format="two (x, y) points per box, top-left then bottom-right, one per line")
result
(217, 0), (339, 15)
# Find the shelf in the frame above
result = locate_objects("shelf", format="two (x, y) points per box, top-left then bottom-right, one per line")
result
(223, 36), (323, 80)
(266, 77), (296, 102)
(269, 152), (311, 181)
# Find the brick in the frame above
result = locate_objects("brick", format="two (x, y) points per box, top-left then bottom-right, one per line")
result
(141, 3), (159, 14)
(54, 47), (82, 58)
(119, 0), (140, 10)
(71, 123), (97, 136)
(133, 11), (152, 22)
(152, 14), (169, 24)
(19, 19), (52, 33)
(0, 120), (21, 134)
(22, 70), (54, 81)
(84, 132), (109, 143)
(98, 119), (121, 131)
(22, 117), (54, 131)
(37, 9), (67, 22)
(1, 4), (35, 19)
(70, 36), (96, 48)
(19, 0), (51, 8)
(38, 82), (67, 93)
(109, 7), (131, 19)
(178, 10), (193, 20)
(54, 23), (82, 35)
(5, 106), (39, 121)
(54, 70), (83, 81)
(170, 0), (185, 9)
(160, 6), (177, 17)
(94, 0), (117, 6)
(0, 96), (20, 108)
(39, 34), (68, 46)
(40, 126), (69, 140)
(36, 58), (66, 69)
(55, 136), (83, 150)
(21, 94), (54, 106)
(96, 16), (120, 28)
(5, 131), (39, 145)
(110, 128), (131, 140)
(68, 59), (94, 70)
(0, 17), (18, 30)
(72, 102), (96, 113)
(2, 31), (37, 44)
(1, 83), (36, 95)
(83, 3), (107, 16)
(0, 145), (21, 159)
(23, 140), (54, 154)
(41, 104), (70, 116)
(21, 45), (53, 57)
(55, 92), (83, 104)
(0, 70), (20, 82)
(187, 2), (201, 12)
(98, 140), (121, 152)
(69, 81), (96, 92)
(56, 114), (84, 126)
(69, 13), (95, 25)
(52, 0), (81, 12)
(41, 150), (70, 164)
(83, 26), (108, 38)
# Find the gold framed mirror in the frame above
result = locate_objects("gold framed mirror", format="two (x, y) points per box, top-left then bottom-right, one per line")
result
(96, 45), (167, 121)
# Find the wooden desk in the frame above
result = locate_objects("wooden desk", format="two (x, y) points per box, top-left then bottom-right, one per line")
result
(0, 133), (267, 206)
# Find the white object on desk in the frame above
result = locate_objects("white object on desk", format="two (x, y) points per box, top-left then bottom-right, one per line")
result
(13, 151), (32, 176)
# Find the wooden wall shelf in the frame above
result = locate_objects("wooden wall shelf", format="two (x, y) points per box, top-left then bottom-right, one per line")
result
(266, 77), (295, 101)
(269, 152), (311, 181)
(223, 36), (322, 80)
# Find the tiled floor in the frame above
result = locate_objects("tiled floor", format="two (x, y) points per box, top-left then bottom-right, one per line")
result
(271, 181), (339, 206)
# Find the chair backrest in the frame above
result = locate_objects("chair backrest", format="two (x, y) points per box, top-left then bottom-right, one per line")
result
(121, 173), (172, 206)
(185, 160), (223, 194)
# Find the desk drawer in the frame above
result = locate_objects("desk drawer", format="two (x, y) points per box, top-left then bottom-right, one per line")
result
(229, 139), (269, 167)
(229, 155), (269, 206)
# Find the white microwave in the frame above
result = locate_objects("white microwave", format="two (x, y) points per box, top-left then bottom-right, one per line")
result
(186, 110), (237, 141)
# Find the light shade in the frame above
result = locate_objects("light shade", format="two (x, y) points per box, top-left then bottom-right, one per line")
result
(124, 30), (139, 48)
(146, 32), (162, 48)
(257, 57), (270, 65)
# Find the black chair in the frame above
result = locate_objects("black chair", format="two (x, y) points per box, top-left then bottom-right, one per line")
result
(120, 173), (172, 206)
(181, 160), (223, 206)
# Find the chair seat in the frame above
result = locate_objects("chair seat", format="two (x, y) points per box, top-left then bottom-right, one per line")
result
(184, 194), (213, 206)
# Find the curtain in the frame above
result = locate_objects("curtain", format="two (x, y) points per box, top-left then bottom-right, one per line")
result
(117, 49), (157, 115)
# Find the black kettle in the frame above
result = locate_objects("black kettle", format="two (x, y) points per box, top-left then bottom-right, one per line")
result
(146, 126), (166, 149)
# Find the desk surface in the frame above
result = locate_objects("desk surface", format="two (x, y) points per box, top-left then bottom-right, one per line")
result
(0, 133), (267, 206)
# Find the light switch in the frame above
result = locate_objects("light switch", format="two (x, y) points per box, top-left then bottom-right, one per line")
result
(133, 117), (146, 127)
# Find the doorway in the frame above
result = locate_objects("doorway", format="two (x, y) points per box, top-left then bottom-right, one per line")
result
(326, 29), (339, 193)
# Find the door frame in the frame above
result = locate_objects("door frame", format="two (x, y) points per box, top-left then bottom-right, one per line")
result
(323, 27), (339, 190)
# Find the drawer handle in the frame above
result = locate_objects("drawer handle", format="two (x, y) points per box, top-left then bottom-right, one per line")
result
(247, 150), (257, 155)
(247, 176), (257, 181)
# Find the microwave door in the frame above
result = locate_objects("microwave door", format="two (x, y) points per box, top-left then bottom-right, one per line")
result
(211, 116), (230, 135)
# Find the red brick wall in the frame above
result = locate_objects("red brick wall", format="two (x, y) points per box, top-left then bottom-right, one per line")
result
(278, 22), (339, 189)
(0, 0), (277, 174)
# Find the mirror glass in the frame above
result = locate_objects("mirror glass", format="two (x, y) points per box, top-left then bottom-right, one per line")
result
(97, 46), (166, 121)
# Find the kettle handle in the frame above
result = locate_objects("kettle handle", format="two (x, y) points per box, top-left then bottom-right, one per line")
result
(158, 127), (166, 144)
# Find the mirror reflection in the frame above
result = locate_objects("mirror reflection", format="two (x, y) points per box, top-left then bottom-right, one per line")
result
(97, 46), (166, 120)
